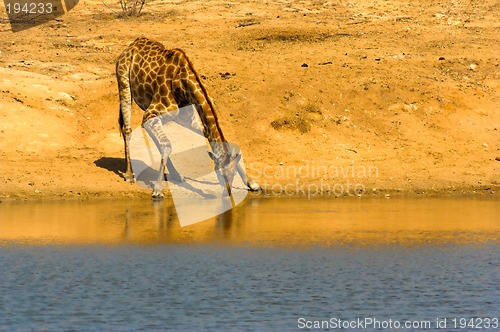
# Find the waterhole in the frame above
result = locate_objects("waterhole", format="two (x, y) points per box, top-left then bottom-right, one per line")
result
(0, 197), (498, 330)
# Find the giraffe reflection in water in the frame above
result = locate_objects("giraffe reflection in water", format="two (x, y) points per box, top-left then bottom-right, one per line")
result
(121, 197), (237, 243)
(0, 198), (498, 246)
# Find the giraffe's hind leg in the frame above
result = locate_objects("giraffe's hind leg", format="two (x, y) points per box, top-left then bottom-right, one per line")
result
(121, 124), (135, 183)
(116, 56), (135, 183)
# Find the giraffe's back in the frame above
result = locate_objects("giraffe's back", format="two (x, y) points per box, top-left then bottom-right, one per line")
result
(127, 38), (172, 110)
(116, 37), (222, 133)
(117, 38), (184, 111)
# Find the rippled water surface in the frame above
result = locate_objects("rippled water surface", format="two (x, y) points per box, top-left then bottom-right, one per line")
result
(0, 197), (498, 331)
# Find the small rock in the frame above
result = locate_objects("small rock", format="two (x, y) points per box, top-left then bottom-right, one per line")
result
(495, 157), (500, 161)
(439, 57), (445, 60)
(58, 92), (74, 101)
(469, 63), (478, 70)
(219, 72), (233, 79)
(335, 115), (350, 125)
(375, 58), (381, 61)
(482, 143), (488, 148)
(279, 162), (284, 165)
(384, 194), (390, 198)
(301, 63), (309, 68)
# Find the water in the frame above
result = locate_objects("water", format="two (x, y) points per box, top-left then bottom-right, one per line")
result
(0, 197), (498, 331)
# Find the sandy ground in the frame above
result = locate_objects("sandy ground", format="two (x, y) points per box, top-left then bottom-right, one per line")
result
(0, 0), (499, 201)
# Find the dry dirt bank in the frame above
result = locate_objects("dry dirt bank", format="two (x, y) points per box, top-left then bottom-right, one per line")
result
(0, 0), (499, 201)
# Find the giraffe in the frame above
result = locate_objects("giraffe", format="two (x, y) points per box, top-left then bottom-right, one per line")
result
(115, 37), (261, 198)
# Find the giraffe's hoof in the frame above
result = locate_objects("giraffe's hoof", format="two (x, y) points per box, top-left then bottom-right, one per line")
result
(122, 172), (135, 183)
(248, 181), (262, 191)
(152, 190), (164, 200)
(125, 177), (136, 184)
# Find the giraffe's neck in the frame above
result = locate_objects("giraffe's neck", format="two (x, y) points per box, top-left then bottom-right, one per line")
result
(197, 98), (229, 158)
(177, 49), (229, 157)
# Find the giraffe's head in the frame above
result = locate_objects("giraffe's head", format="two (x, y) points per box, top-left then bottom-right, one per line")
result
(208, 143), (241, 197)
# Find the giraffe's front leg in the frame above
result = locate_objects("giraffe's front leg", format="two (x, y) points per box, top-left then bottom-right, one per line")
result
(237, 162), (261, 191)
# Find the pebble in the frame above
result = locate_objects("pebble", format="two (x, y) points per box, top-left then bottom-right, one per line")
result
(58, 92), (74, 101)
(469, 63), (478, 70)
(301, 63), (309, 68)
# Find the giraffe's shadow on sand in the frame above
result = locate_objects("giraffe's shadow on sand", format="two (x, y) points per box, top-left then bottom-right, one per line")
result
(94, 157), (126, 179)
(94, 156), (219, 199)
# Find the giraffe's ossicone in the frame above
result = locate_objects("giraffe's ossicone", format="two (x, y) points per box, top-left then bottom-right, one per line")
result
(115, 37), (261, 198)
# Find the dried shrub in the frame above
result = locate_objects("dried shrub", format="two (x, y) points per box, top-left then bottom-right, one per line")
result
(271, 117), (311, 134)
(118, 0), (146, 17)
